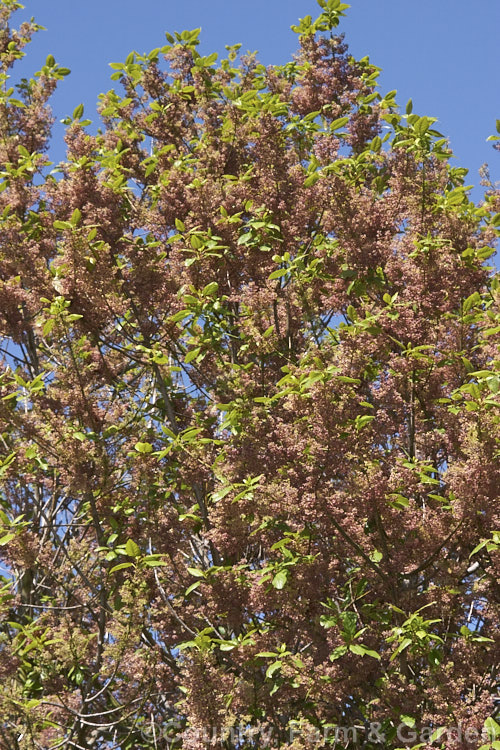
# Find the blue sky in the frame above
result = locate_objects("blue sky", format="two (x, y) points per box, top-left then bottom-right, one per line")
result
(13, 0), (500, 200)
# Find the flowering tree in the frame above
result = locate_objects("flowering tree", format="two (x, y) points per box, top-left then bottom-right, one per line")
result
(0, 0), (499, 747)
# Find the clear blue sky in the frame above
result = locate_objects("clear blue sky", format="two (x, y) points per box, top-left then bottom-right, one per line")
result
(13, 0), (500, 200)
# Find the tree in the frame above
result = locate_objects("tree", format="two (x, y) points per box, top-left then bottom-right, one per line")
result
(0, 0), (499, 747)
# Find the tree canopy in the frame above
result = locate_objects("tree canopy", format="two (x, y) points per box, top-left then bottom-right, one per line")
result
(0, 0), (499, 748)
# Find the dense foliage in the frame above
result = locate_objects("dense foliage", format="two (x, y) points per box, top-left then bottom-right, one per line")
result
(0, 0), (499, 747)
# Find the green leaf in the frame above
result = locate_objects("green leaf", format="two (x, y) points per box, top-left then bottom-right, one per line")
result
(110, 561), (134, 573)
(187, 567), (205, 578)
(463, 292), (480, 313)
(401, 715), (416, 728)
(219, 641), (236, 651)
(134, 441), (153, 453)
(414, 115), (430, 135)
(53, 220), (72, 231)
(42, 318), (55, 337)
(25, 697), (42, 709)
(320, 614), (337, 629)
(0, 453), (16, 478)
(483, 325), (500, 338)
(487, 376), (499, 394)
(202, 281), (218, 296)
(0, 533), (15, 546)
(349, 643), (380, 659)
(304, 172), (320, 187)
(470, 538), (491, 557)
(73, 103), (84, 120)
(268, 268), (288, 281)
(388, 493), (410, 509)
(185, 581), (201, 596)
(330, 116), (349, 131)
(472, 635), (494, 643)
(329, 645), (348, 661)
(70, 208), (81, 226)
(170, 309), (191, 323)
(125, 539), (141, 558)
(272, 569), (288, 590)
(185, 346), (201, 364)
(265, 660), (282, 679)
(339, 611), (357, 638)
(355, 414), (374, 430)
(484, 718), (500, 740)
(430, 728), (447, 743)
(390, 637), (412, 661)
(143, 558), (169, 567)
